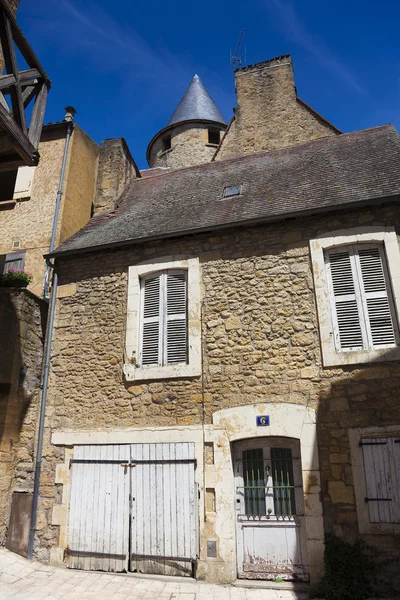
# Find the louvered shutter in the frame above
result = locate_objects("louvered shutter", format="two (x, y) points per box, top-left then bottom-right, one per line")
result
(165, 272), (187, 364)
(4, 251), (25, 273)
(361, 438), (395, 523)
(140, 274), (161, 365)
(356, 247), (397, 347)
(326, 249), (364, 351)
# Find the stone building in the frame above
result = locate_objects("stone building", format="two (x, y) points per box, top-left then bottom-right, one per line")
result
(0, 113), (138, 552)
(11, 54), (400, 593)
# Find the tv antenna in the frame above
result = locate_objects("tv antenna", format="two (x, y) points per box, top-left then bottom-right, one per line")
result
(230, 28), (246, 70)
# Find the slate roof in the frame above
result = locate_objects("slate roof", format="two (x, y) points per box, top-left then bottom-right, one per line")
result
(167, 75), (227, 127)
(51, 125), (400, 258)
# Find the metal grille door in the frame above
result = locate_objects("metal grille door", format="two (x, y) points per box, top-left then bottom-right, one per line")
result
(234, 438), (307, 581)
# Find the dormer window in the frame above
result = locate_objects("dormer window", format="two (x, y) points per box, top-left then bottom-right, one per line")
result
(223, 185), (242, 198)
(208, 129), (220, 145)
(162, 136), (171, 152)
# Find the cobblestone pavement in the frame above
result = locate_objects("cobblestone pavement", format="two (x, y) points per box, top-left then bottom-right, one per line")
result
(0, 549), (309, 600)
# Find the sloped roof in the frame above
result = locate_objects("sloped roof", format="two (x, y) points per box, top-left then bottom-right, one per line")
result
(51, 125), (400, 258)
(167, 75), (227, 127)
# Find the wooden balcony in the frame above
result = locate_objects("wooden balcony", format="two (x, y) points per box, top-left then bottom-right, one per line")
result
(0, 0), (51, 171)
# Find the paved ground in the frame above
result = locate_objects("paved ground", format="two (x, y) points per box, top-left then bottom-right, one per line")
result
(0, 549), (309, 600)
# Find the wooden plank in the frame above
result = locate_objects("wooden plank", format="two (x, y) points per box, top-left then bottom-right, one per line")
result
(0, 0), (50, 83)
(0, 69), (40, 93)
(0, 101), (37, 164)
(28, 83), (47, 148)
(0, 12), (26, 133)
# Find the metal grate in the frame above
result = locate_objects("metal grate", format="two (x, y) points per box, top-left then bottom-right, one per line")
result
(242, 449), (266, 515)
(270, 448), (296, 516)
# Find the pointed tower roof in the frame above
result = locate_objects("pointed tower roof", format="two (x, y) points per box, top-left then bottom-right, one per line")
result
(167, 74), (227, 126)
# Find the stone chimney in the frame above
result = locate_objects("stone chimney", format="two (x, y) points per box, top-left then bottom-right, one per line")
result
(215, 55), (340, 161)
(93, 138), (139, 215)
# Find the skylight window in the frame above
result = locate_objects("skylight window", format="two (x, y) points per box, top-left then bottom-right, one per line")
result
(222, 185), (241, 198)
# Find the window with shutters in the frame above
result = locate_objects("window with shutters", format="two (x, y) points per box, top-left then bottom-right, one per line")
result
(350, 427), (400, 533)
(140, 270), (188, 367)
(325, 245), (398, 352)
(310, 227), (400, 367)
(124, 257), (201, 381)
(0, 250), (25, 274)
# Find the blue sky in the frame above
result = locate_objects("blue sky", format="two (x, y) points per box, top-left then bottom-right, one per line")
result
(19, 0), (399, 169)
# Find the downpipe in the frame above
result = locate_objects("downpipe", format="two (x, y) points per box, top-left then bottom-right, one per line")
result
(28, 108), (75, 559)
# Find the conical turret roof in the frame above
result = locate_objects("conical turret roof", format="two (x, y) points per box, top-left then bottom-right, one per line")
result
(167, 74), (227, 126)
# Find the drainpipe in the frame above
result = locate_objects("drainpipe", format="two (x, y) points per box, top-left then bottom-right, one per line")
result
(43, 105), (76, 298)
(28, 106), (76, 560)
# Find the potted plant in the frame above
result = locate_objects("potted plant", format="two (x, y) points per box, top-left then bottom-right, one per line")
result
(0, 269), (33, 288)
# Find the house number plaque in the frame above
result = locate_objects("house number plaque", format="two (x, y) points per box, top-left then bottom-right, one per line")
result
(256, 415), (270, 426)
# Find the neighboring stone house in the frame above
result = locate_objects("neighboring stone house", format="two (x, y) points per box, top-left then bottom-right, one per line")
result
(0, 114), (138, 552)
(14, 54), (400, 593)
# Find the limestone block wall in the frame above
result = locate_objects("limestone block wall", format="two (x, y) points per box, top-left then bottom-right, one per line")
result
(58, 126), (99, 243)
(148, 123), (226, 170)
(93, 138), (138, 215)
(0, 130), (66, 296)
(0, 125), (100, 296)
(215, 56), (339, 161)
(35, 203), (400, 588)
(0, 288), (47, 544)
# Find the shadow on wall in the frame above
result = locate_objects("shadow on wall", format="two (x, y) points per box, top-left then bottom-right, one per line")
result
(316, 351), (400, 595)
(0, 288), (47, 550)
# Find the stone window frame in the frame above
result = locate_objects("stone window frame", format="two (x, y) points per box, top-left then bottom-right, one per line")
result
(310, 226), (400, 367)
(349, 426), (400, 534)
(123, 256), (201, 381)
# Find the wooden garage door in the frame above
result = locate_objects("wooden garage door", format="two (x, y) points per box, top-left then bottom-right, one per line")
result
(66, 442), (198, 575)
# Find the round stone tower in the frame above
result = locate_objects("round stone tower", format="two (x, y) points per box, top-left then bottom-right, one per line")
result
(146, 75), (227, 170)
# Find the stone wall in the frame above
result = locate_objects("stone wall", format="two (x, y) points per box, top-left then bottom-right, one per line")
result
(59, 126), (99, 243)
(0, 288), (47, 544)
(37, 203), (400, 588)
(0, 124), (100, 297)
(148, 123), (226, 170)
(93, 138), (138, 215)
(215, 56), (339, 161)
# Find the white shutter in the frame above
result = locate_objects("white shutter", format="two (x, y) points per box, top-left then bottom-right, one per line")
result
(165, 272), (187, 364)
(326, 249), (364, 351)
(140, 274), (162, 365)
(13, 166), (35, 200)
(356, 246), (397, 347)
(361, 438), (395, 523)
(326, 244), (398, 352)
(139, 270), (188, 367)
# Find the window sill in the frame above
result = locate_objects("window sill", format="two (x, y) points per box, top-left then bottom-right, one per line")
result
(123, 362), (201, 381)
(205, 143), (219, 148)
(320, 340), (400, 367)
(0, 199), (16, 210)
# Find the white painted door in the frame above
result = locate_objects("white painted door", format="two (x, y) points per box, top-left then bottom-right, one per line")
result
(67, 444), (131, 572)
(234, 438), (308, 581)
(67, 443), (198, 576)
(130, 442), (198, 576)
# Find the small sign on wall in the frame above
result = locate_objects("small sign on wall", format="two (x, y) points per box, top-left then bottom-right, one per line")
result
(256, 415), (270, 426)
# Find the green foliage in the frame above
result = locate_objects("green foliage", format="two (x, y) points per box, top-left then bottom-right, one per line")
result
(309, 534), (375, 600)
(0, 269), (33, 286)
(273, 577), (284, 583)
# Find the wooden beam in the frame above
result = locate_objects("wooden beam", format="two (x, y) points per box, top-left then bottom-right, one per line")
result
(0, 101), (37, 165)
(28, 82), (48, 148)
(0, 0), (50, 85)
(0, 69), (41, 92)
(22, 83), (39, 108)
(1, 13), (26, 133)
